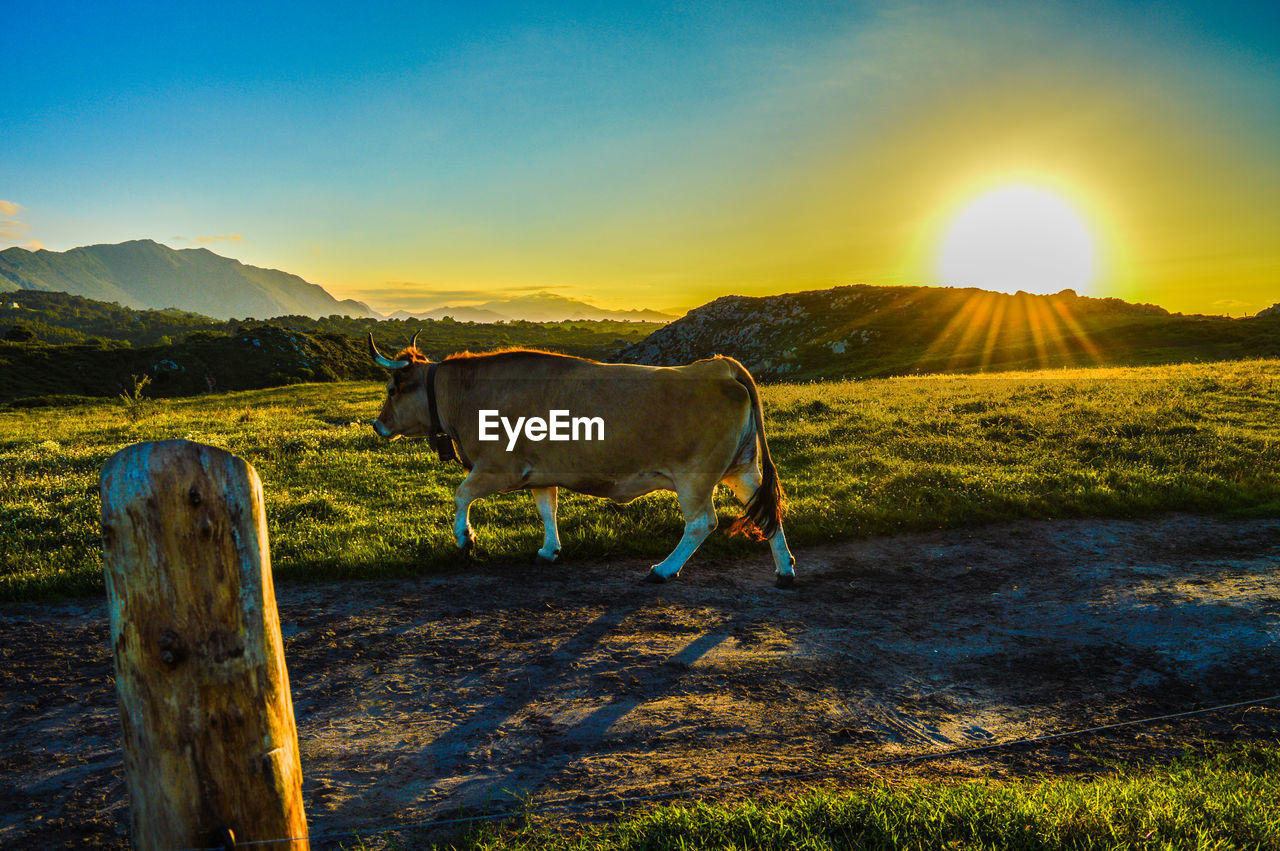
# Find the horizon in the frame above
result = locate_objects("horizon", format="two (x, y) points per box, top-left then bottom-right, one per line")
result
(5, 236), (1276, 320)
(3, 2), (1277, 317)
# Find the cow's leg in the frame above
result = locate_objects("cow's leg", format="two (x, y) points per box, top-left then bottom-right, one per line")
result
(452, 470), (509, 555)
(724, 468), (797, 588)
(646, 483), (718, 583)
(531, 486), (561, 563)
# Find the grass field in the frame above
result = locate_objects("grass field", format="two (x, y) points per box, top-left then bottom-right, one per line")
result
(386, 744), (1278, 850)
(2, 358), (1279, 601)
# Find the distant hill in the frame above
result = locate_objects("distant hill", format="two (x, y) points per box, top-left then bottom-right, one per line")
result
(1260, 303), (1280, 318)
(0, 240), (376, 320)
(1, 290), (237, 346)
(0, 325), (388, 403)
(389, 306), (510, 323)
(0, 290), (663, 402)
(392, 292), (676, 323)
(0, 289), (659, 352)
(615, 284), (1280, 380)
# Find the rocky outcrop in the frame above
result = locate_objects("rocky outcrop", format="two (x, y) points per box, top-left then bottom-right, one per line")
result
(612, 283), (1260, 381)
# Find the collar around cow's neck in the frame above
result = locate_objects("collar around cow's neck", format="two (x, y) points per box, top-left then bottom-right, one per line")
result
(426, 361), (468, 468)
(426, 360), (444, 436)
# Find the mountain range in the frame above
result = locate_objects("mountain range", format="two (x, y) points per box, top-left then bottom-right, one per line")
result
(4, 240), (1277, 388)
(0, 240), (376, 320)
(4, 279), (1278, 402)
(388, 292), (675, 323)
(0, 240), (678, 323)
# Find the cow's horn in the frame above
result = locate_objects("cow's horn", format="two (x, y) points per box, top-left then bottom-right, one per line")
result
(368, 332), (409, 369)
(409, 330), (420, 351)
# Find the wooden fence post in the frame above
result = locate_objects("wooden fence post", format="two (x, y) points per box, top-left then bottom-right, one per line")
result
(100, 440), (308, 850)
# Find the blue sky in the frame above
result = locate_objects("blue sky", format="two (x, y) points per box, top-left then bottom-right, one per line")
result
(4, 1), (1278, 314)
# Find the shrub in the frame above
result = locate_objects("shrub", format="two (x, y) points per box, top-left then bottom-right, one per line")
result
(117, 373), (154, 422)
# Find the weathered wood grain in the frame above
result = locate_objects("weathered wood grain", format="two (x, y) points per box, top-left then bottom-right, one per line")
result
(100, 440), (308, 850)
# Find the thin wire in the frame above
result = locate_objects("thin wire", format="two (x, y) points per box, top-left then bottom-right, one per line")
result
(176, 692), (1280, 850)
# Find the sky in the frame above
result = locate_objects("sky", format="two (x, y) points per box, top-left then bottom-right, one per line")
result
(3, 1), (1277, 316)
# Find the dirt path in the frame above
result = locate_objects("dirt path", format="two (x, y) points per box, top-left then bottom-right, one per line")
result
(3, 513), (1279, 848)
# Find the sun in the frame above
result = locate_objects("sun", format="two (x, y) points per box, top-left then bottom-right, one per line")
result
(938, 184), (1098, 296)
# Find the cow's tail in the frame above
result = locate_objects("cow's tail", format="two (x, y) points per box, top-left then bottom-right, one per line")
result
(726, 360), (787, 541)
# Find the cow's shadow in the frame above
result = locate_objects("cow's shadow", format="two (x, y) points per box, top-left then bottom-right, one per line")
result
(290, 515), (1280, 837)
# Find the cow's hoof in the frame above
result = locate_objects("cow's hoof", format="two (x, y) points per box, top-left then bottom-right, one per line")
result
(643, 568), (671, 584)
(535, 550), (560, 565)
(774, 573), (797, 589)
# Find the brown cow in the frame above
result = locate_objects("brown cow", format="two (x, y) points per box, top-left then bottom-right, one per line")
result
(368, 333), (796, 586)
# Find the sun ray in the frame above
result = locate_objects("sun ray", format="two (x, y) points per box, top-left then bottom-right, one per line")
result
(1044, 306), (1076, 366)
(978, 295), (1010, 372)
(917, 291), (993, 368)
(1048, 298), (1104, 364)
(1024, 296), (1073, 368)
(911, 281), (1107, 376)
(944, 293), (1001, 372)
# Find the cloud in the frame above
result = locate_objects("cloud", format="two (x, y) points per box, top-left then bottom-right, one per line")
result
(195, 234), (244, 244)
(354, 288), (494, 311)
(23, 239), (44, 251)
(381, 282), (572, 294)
(504, 283), (573, 293)
(351, 286), (554, 312)
(1211, 298), (1256, 315)
(357, 283), (572, 304)
(0, 200), (30, 244)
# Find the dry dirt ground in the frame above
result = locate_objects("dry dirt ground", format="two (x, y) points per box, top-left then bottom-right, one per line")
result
(3, 513), (1279, 849)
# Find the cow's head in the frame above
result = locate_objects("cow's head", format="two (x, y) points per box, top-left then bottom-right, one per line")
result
(369, 332), (434, 439)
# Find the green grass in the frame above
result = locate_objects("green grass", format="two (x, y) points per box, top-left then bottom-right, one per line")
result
(2, 358), (1279, 600)
(395, 744), (1280, 850)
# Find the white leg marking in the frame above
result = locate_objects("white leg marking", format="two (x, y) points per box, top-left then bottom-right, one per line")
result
(453, 492), (475, 551)
(769, 525), (796, 577)
(724, 469), (796, 578)
(651, 496), (717, 580)
(532, 486), (561, 562)
(452, 470), (509, 553)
